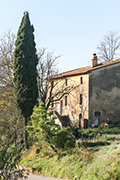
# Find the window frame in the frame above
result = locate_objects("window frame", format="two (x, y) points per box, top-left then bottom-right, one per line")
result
(80, 77), (83, 84)
(65, 78), (68, 86)
(80, 94), (83, 105)
(94, 111), (101, 117)
(51, 97), (54, 108)
(65, 96), (68, 106)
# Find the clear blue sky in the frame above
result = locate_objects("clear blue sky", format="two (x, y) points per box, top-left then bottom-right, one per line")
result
(0, 0), (120, 72)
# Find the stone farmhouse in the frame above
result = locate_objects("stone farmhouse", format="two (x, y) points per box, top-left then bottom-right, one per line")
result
(47, 54), (120, 128)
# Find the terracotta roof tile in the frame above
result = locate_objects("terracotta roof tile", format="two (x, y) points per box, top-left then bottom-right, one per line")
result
(51, 59), (120, 79)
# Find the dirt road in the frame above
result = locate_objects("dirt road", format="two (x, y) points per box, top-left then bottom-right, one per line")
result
(21, 174), (69, 180)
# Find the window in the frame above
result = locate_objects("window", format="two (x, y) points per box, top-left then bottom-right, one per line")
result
(94, 111), (101, 117)
(80, 94), (83, 105)
(52, 97), (54, 107)
(65, 79), (68, 86)
(80, 77), (83, 84)
(79, 113), (82, 119)
(65, 96), (67, 106)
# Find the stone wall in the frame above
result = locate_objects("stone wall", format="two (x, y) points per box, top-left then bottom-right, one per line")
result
(49, 74), (89, 126)
(89, 63), (120, 125)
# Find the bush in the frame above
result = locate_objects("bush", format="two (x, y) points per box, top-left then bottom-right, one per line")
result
(27, 102), (75, 154)
(0, 141), (27, 180)
(68, 126), (97, 140)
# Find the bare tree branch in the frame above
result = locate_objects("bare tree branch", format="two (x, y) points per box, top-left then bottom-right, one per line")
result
(46, 78), (78, 110)
(0, 30), (15, 87)
(37, 48), (61, 105)
(96, 31), (120, 62)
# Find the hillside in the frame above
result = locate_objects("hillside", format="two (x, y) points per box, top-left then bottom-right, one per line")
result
(20, 123), (120, 180)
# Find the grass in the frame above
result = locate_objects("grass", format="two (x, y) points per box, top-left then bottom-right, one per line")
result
(80, 142), (120, 180)
(20, 122), (120, 180)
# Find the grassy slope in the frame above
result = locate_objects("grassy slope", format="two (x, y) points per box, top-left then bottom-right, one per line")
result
(21, 125), (120, 180)
(81, 142), (120, 180)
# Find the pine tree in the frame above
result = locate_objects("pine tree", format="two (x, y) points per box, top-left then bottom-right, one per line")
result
(13, 12), (38, 149)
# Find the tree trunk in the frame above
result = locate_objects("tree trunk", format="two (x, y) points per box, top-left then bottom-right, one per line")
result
(24, 116), (28, 149)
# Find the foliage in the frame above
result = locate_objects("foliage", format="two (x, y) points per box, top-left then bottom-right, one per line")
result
(67, 125), (98, 140)
(21, 146), (92, 179)
(27, 102), (75, 153)
(21, 124), (120, 180)
(0, 99), (24, 148)
(80, 122), (120, 137)
(13, 11), (38, 118)
(0, 141), (27, 180)
(13, 12), (38, 148)
(0, 30), (24, 148)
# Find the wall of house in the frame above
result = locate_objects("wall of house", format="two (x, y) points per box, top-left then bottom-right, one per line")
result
(89, 63), (120, 125)
(67, 74), (89, 123)
(50, 74), (89, 126)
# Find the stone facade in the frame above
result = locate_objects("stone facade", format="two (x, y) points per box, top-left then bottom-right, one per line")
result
(47, 55), (120, 128)
(89, 63), (120, 125)
(54, 74), (89, 124)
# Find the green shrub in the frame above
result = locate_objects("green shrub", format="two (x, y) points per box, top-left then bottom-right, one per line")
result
(0, 141), (26, 180)
(26, 102), (75, 154)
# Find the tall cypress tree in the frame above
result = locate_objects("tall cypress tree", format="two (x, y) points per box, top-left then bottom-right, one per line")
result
(13, 12), (38, 148)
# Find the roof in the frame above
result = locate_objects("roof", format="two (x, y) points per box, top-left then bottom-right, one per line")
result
(51, 59), (120, 80)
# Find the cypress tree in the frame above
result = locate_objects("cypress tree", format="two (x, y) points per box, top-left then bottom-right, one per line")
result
(13, 12), (38, 149)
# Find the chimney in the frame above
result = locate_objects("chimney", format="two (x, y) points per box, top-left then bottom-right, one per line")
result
(90, 53), (98, 68)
